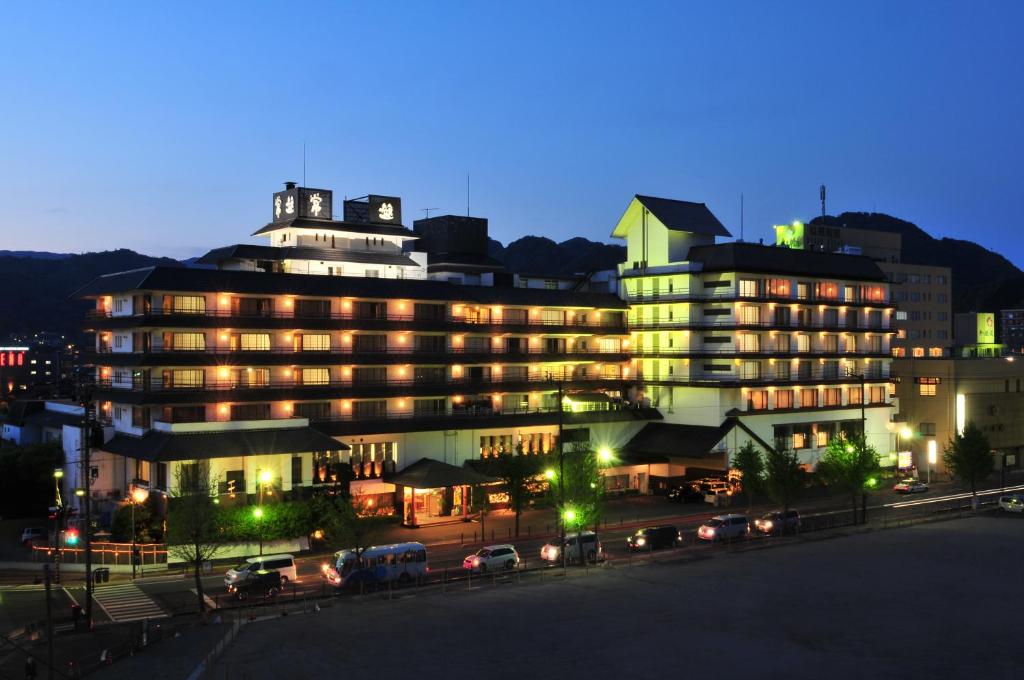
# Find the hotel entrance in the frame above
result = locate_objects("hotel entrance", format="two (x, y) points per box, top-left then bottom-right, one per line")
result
(388, 457), (495, 528)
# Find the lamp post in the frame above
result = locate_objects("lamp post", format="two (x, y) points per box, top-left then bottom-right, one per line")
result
(898, 426), (913, 480)
(257, 469), (273, 555)
(546, 372), (566, 570)
(52, 469), (64, 583)
(129, 485), (149, 580)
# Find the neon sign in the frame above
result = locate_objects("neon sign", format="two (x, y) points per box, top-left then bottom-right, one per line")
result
(0, 347), (28, 367)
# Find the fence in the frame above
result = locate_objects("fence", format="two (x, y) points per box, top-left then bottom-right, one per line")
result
(32, 542), (167, 566)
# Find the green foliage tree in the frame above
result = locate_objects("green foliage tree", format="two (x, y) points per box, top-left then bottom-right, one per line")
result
(0, 442), (63, 519)
(480, 447), (543, 538)
(943, 421), (994, 508)
(166, 462), (221, 614)
(560, 443), (605, 564)
(309, 494), (389, 564)
(817, 434), (881, 524)
(762, 447), (806, 533)
(732, 441), (765, 512)
(109, 493), (163, 543)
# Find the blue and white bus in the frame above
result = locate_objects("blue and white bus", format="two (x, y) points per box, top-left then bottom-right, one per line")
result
(321, 542), (428, 588)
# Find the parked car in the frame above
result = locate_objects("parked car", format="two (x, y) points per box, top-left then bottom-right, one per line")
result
(696, 514), (749, 542)
(225, 554), (297, 587)
(463, 545), (520, 573)
(20, 527), (45, 547)
(753, 510), (801, 535)
(540, 531), (603, 565)
(667, 484), (704, 503)
(227, 569), (282, 600)
(626, 525), (681, 551)
(704, 484), (733, 504)
(893, 479), (929, 494)
(998, 494), (1024, 513)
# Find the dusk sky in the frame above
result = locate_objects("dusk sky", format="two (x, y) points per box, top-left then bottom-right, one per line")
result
(2, 2), (1021, 264)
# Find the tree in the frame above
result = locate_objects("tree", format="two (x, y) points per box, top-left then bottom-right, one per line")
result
(732, 441), (765, 513)
(560, 443), (605, 564)
(166, 462), (221, 614)
(943, 421), (994, 509)
(481, 448), (542, 538)
(310, 494), (389, 565)
(817, 434), (881, 524)
(762, 447), (806, 533)
(0, 442), (63, 518)
(109, 493), (163, 543)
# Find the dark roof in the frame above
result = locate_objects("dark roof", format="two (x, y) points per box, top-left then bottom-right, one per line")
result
(99, 426), (346, 463)
(195, 244), (419, 268)
(385, 457), (497, 488)
(252, 217), (415, 239)
(621, 422), (733, 461)
(687, 242), (888, 282)
(425, 252), (507, 273)
(636, 195), (731, 238)
(72, 266), (629, 309)
(22, 409), (83, 430)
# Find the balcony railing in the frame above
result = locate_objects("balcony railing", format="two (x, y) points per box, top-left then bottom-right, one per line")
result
(625, 291), (889, 306)
(626, 318), (891, 332)
(636, 365), (891, 385)
(94, 373), (624, 394)
(88, 345), (629, 358)
(85, 308), (627, 330)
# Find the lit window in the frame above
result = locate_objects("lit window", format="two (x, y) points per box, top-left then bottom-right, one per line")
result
(928, 347), (943, 357)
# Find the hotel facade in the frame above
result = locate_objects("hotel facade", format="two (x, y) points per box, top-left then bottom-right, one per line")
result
(70, 186), (896, 524)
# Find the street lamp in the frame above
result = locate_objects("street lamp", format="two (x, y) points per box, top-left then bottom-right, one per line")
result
(597, 446), (614, 465)
(256, 469), (273, 556)
(129, 485), (149, 580)
(898, 427), (913, 479)
(926, 440), (937, 485)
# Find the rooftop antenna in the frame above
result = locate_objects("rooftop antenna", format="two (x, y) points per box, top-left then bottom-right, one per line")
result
(422, 208), (439, 219)
(820, 184), (826, 221)
(303, 142), (307, 187)
(466, 172), (470, 216)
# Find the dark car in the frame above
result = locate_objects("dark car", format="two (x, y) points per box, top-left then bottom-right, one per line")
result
(627, 525), (682, 551)
(227, 569), (282, 600)
(667, 484), (704, 503)
(753, 510), (801, 535)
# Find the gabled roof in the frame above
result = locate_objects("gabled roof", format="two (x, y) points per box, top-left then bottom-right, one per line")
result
(195, 244), (419, 268)
(99, 426), (347, 463)
(252, 217), (415, 239)
(635, 195), (731, 237)
(71, 266), (629, 309)
(385, 457), (497, 489)
(621, 421), (734, 460)
(687, 242), (887, 282)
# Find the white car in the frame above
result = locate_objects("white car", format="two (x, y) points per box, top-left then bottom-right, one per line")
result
(998, 494), (1024, 513)
(463, 545), (520, 573)
(697, 514), (750, 542)
(20, 527), (44, 546)
(540, 531), (603, 565)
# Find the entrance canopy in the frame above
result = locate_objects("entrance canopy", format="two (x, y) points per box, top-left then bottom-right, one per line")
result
(386, 457), (497, 489)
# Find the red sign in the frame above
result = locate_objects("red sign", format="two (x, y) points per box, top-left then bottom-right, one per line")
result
(0, 352), (25, 367)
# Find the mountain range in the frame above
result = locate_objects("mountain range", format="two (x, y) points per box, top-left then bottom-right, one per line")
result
(1, 212), (1021, 343)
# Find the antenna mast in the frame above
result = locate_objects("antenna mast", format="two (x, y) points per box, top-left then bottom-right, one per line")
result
(466, 172), (470, 216)
(820, 184), (826, 220)
(740, 193), (744, 241)
(303, 143), (307, 186)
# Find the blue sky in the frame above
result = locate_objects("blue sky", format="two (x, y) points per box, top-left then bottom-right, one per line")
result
(1, 1), (1022, 264)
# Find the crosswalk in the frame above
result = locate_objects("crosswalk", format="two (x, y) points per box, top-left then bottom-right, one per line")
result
(92, 582), (167, 622)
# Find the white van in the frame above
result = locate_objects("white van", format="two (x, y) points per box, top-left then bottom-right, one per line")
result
(225, 554), (298, 586)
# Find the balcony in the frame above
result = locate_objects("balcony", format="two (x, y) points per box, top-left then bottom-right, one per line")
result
(91, 372), (629, 404)
(626, 318), (892, 332)
(84, 309), (628, 334)
(309, 404), (663, 437)
(624, 291), (890, 307)
(84, 345), (632, 367)
(630, 348), (890, 359)
(635, 364), (891, 387)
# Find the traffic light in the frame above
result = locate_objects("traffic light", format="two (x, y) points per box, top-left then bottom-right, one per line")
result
(65, 528), (79, 546)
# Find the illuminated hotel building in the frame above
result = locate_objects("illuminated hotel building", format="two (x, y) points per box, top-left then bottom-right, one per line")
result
(74, 185), (651, 523)
(612, 195), (896, 468)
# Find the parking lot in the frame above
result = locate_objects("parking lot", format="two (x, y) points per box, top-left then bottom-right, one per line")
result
(214, 514), (1024, 679)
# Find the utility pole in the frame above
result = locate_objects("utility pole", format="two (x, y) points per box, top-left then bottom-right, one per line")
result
(44, 563), (54, 680)
(547, 371), (566, 569)
(78, 387), (94, 630)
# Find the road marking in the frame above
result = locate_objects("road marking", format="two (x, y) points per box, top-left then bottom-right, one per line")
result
(92, 582), (167, 622)
(191, 588), (220, 610)
(887, 484), (1024, 509)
